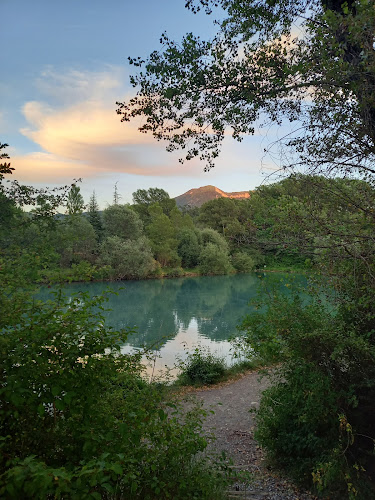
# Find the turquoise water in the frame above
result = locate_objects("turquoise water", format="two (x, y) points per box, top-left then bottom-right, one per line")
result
(38, 273), (306, 378)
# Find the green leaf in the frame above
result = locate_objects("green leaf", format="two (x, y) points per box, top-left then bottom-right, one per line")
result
(101, 483), (114, 493)
(52, 386), (61, 396)
(110, 463), (123, 475)
(55, 399), (65, 411)
(158, 409), (167, 421)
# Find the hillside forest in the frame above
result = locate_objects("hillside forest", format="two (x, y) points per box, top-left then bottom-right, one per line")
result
(1, 175), (364, 285)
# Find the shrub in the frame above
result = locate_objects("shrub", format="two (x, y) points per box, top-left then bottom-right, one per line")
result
(239, 289), (375, 497)
(0, 292), (230, 499)
(232, 252), (255, 273)
(199, 243), (233, 275)
(100, 236), (155, 279)
(177, 348), (227, 386)
(165, 266), (184, 277)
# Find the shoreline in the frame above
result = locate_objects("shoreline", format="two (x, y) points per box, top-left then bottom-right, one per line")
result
(38, 266), (309, 286)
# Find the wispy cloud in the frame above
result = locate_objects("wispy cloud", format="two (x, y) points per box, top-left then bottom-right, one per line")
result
(34, 66), (126, 106)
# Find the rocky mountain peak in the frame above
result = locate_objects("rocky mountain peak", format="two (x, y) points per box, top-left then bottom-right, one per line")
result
(174, 185), (250, 208)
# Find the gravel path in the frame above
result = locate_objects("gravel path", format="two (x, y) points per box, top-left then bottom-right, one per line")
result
(180, 370), (317, 500)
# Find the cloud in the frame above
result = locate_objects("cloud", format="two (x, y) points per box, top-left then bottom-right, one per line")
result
(14, 66), (205, 183)
(21, 100), (154, 156)
(12, 151), (205, 184)
(13, 66), (268, 186)
(12, 152), (93, 183)
(34, 66), (126, 106)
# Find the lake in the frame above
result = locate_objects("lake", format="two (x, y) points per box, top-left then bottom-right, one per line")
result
(38, 272), (306, 379)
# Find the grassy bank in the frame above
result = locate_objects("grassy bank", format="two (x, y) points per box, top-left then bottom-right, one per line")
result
(38, 261), (311, 285)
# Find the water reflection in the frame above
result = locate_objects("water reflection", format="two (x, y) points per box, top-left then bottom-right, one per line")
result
(38, 273), (306, 377)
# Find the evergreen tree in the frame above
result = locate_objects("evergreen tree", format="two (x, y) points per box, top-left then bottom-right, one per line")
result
(87, 191), (103, 242)
(146, 204), (180, 267)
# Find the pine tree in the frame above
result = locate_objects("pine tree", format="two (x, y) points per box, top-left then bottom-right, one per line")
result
(88, 191), (103, 242)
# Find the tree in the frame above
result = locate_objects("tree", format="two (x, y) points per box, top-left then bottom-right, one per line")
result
(198, 228), (233, 274)
(177, 228), (202, 268)
(87, 190), (104, 242)
(132, 187), (177, 224)
(103, 204), (144, 241)
(132, 187), (171, 206)
(113, 181), (121, 205)
(58, 216), (97, 266)
(199, 198), (256, 253)
(199, 198), (240, 235)
(100, 236), (155, 279)
(0, 142), (14, 177)
(117, 0), (375, 179)
(66, 184), (85, 215)
(170, 205), (194, 231)
(237, 175), (375, 495)
(146, 204), (180, 267)
(200, 227), (230, 255)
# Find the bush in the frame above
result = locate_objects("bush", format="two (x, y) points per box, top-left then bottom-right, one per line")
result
(177, 348), (227, 386)
(239, 290), (375, 498)
(199, 243), (233, 275)
(164, 266), (184, 277)
(232, 252), (255, 273)
(100, 236), (155, 279)
(0, 292), (230, 499)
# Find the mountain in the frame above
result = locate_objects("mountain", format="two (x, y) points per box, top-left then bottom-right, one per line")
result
(174, 185), (250, 208)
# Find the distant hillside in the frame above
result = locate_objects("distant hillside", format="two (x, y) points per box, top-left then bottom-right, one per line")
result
(174, 185), (250, 208)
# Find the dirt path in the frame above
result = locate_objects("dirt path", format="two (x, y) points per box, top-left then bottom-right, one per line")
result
(181, 370), (316, 500)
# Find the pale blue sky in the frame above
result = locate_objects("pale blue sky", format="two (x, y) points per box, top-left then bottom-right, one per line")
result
(1, 0), (278, 207)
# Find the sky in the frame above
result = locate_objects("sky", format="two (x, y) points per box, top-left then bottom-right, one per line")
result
(1, 0), (280, 207)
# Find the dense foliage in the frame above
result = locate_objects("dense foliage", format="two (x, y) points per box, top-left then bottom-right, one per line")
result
(0, 157), (233, 499)
(115, 0), (375, 496)
(239, 282), (375, 497)
(0, 291), (231, 499)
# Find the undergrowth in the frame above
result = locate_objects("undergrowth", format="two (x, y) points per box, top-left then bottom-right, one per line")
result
(0, 291), (233, 499)
(175, 347), (264, 387)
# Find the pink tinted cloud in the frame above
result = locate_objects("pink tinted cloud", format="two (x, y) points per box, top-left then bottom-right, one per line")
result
(16, 98), (194, 181)
(12, 66), (207, 182)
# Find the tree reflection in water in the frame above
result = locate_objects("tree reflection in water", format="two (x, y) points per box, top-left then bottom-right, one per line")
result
(38, 273), (306, 377)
